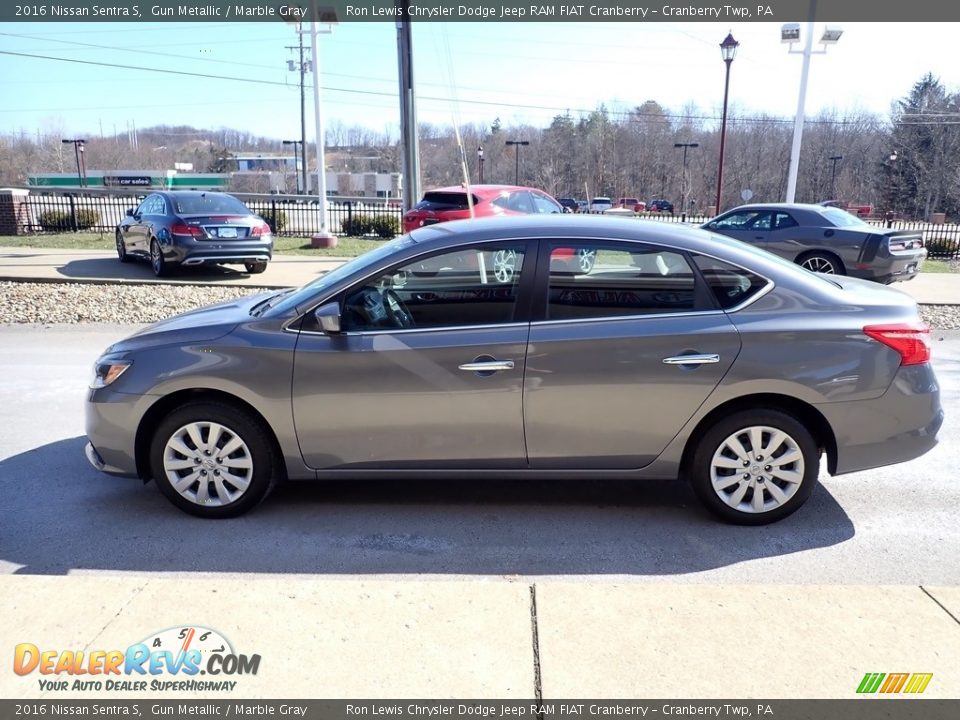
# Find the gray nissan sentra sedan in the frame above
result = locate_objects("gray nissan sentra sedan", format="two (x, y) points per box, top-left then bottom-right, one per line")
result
(85, 216), (943, 524)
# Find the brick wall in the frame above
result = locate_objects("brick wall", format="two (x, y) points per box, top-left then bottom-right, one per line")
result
(0, 189), (30, 236)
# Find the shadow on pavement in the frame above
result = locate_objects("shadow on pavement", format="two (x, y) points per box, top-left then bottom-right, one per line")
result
(57, 258), (253, 283)
(1, 437), (854, 576)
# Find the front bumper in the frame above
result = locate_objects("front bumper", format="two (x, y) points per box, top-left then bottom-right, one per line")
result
(85, 389), (146, 478)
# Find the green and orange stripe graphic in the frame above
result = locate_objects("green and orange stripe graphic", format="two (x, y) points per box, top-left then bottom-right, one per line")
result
(857, 672), (933, 694)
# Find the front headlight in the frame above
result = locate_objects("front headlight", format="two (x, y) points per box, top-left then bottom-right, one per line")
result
(90, 354), (132, 389)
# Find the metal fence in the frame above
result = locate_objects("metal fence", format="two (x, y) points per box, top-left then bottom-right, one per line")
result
(12, 188), (404, 239)
(11, 188), (960, 258)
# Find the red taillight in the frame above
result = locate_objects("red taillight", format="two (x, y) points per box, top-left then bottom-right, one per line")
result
(251, 222), (271, 237)
(863, 323), (931, 366)
(170, 222), (204, 238)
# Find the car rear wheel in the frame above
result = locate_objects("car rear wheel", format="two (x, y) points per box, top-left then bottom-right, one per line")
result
(798, 252), (845, 275)
(689, 409), (818, 525)
(149, 402), (275, 519)
(150, 239), (169, 277)
(577, 248), (597, 274)
(244, 261), (268, 274)
(116, 231), (129, 263)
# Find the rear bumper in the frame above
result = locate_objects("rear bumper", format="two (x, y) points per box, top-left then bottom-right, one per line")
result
(164, 236), (273, 266)
(817, 363), (942, 475)
(851, 251), (926, 284)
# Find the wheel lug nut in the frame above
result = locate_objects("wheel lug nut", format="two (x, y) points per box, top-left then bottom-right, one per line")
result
(756, 455), (763, 461)
(764, 465), (771, 471)
(743, 460), (750, 467)
(214, 470), (220, 476)
(743, 473), (750, 479)
(200, 470), (207, 476)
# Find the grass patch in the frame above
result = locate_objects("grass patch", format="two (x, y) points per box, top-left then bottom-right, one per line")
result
(922, 259), (956, 273)
(1, 232), (383, 258)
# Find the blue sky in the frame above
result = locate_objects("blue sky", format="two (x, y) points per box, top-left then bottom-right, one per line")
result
(0, 21), (956, 142)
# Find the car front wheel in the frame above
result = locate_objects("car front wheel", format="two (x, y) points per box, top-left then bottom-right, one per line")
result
(149, 402), (275, 518)
(688, 409), (818, 525)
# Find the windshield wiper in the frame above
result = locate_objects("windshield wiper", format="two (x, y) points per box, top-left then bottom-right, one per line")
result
(250, 288), (295, 316)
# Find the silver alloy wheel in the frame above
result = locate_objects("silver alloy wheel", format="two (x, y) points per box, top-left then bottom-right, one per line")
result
(709, 425), (804, 514)
(577, 248), (597, 273)
(493, 249), (517, 283)
(162, 421), (253, 507)
(800, 255), (837, 274)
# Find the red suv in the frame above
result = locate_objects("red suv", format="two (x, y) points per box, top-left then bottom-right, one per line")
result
(402, 185), (564, 233)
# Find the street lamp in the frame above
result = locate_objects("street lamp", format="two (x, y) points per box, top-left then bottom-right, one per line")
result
(782, 20), (843, 202)
(715, 32), (738, 215)
(282, 140), (304, 194)
(886, 151), (898, 225)
(505, 140), (529, 185)
(674, 142), (699, 221)
(828, 154), (843, 199)
(477, 145), (485, 184)
(61, 139), (87, 187)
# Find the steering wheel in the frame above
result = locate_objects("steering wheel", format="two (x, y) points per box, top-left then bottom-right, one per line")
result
(382, 289), (415, 329)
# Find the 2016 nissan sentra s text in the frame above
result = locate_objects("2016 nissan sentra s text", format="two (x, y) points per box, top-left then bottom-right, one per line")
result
(85, 216), (943, 524)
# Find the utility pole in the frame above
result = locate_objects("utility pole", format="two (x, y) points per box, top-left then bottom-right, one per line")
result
(674, 142), (699, 221)
(286, 27), (309, 194)
(506, 140), (529, 185)
(829, 154), (843, 199)
(396, 0), (420, 210)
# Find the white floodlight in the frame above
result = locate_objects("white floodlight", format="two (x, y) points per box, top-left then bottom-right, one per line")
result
(781, 23), (800, 43)
(820, 26), (843, 44)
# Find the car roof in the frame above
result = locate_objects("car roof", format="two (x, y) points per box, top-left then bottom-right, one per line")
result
(425, 184), (543, 197)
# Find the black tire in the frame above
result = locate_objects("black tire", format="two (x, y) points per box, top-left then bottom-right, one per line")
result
(150, 238), (169, 277)
(149, 402), (275, 518)
(688, 409), (819, 525)
(244, 261), (268, 274)
(116, 231), (130, 263)
(797, 251), (845, 276)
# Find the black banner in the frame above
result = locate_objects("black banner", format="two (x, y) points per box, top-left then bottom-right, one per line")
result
(2, 700), (959, 720)
(2, 1), (960, 23)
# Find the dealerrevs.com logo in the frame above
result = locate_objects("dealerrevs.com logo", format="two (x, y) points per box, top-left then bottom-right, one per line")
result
(13, 626), (260, 693)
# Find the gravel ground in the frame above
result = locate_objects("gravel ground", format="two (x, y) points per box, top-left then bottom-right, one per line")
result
(1, 280), (960, 328)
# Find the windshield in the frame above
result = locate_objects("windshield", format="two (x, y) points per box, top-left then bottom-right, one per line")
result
(820, 206), (869, 228)
(266, 235), (418, 315)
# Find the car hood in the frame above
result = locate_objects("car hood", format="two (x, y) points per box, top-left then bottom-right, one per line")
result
(106, 291), (275, 353)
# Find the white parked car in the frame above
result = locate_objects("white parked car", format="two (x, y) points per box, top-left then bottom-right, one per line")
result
(588, 196), (612, 213)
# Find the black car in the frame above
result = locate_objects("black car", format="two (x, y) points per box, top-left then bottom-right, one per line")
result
(556, 197), (580, 213)
(648, 199), (674, 213)
(116, 191), (273, 277)
(702, 203), (926, 284)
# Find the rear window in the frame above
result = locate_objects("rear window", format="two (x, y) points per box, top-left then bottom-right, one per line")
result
(692, 255), (769, 310)
(820, 207), (869, 228)
(173, 194), (250, 215)
(415, 192), (478, 211)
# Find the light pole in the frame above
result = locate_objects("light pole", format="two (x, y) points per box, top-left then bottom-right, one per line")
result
(477, 145), (485, 184)
(674, 142), (699, 222)
(886, 151), (897, 226)
(715, 32), (738, 216)
(282, 140), (303, 193)
(829, 154), (843, 199)
(505, 140), (529, 185)
(782, 16), (843, 202)
(62, 139), (86, 187)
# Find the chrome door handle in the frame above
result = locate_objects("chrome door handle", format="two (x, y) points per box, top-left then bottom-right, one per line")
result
(662, 354), (720, 365)
(458, 360), (515, 372)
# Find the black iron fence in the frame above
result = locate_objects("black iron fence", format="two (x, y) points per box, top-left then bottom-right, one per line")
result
(12, 188), (404, 239)
(10, 187), (960, 258)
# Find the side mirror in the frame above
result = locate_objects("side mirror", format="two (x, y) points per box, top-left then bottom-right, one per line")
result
(125, 208), (135, 217)
(313, 302), (342, 334)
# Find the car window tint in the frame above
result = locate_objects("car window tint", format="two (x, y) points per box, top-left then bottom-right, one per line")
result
(775, 213), (798, 230)
(714, 211), (770, 230)
(173, 194), (249, 215)
(415, 192), (476, 211)
(342, 245), (527, 331)
(546, 243), (696, 320)
(532, 193), (562, 214)
(692, 255), (769, 310)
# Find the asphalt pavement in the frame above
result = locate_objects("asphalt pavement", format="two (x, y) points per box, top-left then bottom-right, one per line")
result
(1, 324), (959, 698)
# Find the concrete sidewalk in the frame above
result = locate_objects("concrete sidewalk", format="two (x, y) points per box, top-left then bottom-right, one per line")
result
(1, 247), (960, 304)
(1, 576), (958, 699)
